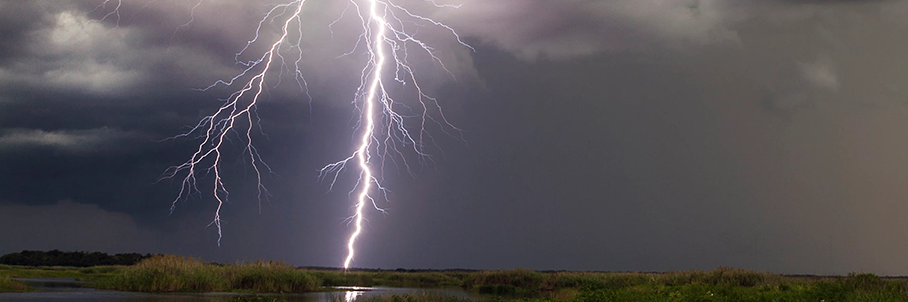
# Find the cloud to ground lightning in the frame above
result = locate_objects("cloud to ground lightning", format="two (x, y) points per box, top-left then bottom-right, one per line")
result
(90, 0), (472, 268)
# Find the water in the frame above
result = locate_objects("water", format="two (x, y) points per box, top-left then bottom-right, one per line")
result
(0, 279), (478, 302)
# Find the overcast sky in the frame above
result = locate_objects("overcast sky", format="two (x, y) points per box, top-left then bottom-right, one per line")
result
(3, 0), (908, 275)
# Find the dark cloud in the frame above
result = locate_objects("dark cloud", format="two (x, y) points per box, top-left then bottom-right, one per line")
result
(2, 0), (908, 276)
(0, 2), (62, 63)
(0, 200), (163, 253)
(435, 0), (741, 59)
(0, 127), (138, 152)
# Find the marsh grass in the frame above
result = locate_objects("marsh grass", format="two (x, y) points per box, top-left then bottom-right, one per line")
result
(96, 255), (319, 292)
(360, 279), (908, 302)
(7, 254), (908, 301)
(90, 258), (908, 301)
(450, 267), (908, 301)
(456, 267), (783, 297)
(376, 271), (466, 288)
(313, 271), (465, 288)
(0, 275), (30, 292)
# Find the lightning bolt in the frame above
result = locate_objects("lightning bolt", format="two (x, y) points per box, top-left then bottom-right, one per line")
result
(318, 0), (472, 269)
(108, 0), (474, 269)
(344, 0), (384, 269)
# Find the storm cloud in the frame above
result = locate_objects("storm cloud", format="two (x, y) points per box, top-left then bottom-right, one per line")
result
(2, 0), (908, 275)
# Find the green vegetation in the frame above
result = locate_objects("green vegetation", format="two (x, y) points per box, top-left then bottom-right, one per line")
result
(3, 253), (908, 302)
(312, 270), (467, 288)
(357, 282), (908, 302)
(95, 255), (320, 292)
(0, 263), (123, 292)
(355, 270), (908, 302)
(357, 293), (475, 302)
(84, 257), (908, 301)
(0, 263), (122, 279)
(0, 250), (141, 292)
(0, 274), (30, 292)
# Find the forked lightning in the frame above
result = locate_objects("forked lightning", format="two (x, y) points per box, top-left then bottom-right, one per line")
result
(94, 0), (470, 269)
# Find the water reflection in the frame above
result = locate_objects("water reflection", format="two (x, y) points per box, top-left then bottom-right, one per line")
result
(2, 279), (477, 302)
(331, 286), (367, 302)
(344, 290), (363, 302)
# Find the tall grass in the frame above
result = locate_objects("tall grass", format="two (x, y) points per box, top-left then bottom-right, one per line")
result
(95, 255), (319, 292)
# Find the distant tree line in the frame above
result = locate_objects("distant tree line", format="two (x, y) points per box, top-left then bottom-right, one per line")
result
(0, 250), (153, 267)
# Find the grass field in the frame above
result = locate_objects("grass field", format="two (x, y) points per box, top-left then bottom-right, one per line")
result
(4, 255), (908, 301)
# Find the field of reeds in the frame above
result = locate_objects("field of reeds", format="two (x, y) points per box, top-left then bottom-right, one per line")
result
(5, 254), (908, 301)
(92, 255), (474, 292)
(93, 255), (320, 292)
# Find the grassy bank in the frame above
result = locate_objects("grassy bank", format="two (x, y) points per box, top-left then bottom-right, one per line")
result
(0, 275), (30, 292)
(0, 263), (122, 292)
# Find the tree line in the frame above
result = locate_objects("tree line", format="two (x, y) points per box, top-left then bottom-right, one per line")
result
(0, 250), (153, 267)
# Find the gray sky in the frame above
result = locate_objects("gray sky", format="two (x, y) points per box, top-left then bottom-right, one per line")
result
(2, 0), (908, 275)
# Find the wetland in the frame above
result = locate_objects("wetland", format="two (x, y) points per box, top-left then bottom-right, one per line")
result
(4, 255), (908, 301)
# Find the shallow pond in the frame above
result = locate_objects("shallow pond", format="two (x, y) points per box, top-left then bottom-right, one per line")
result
(1, 278), (478, 302)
